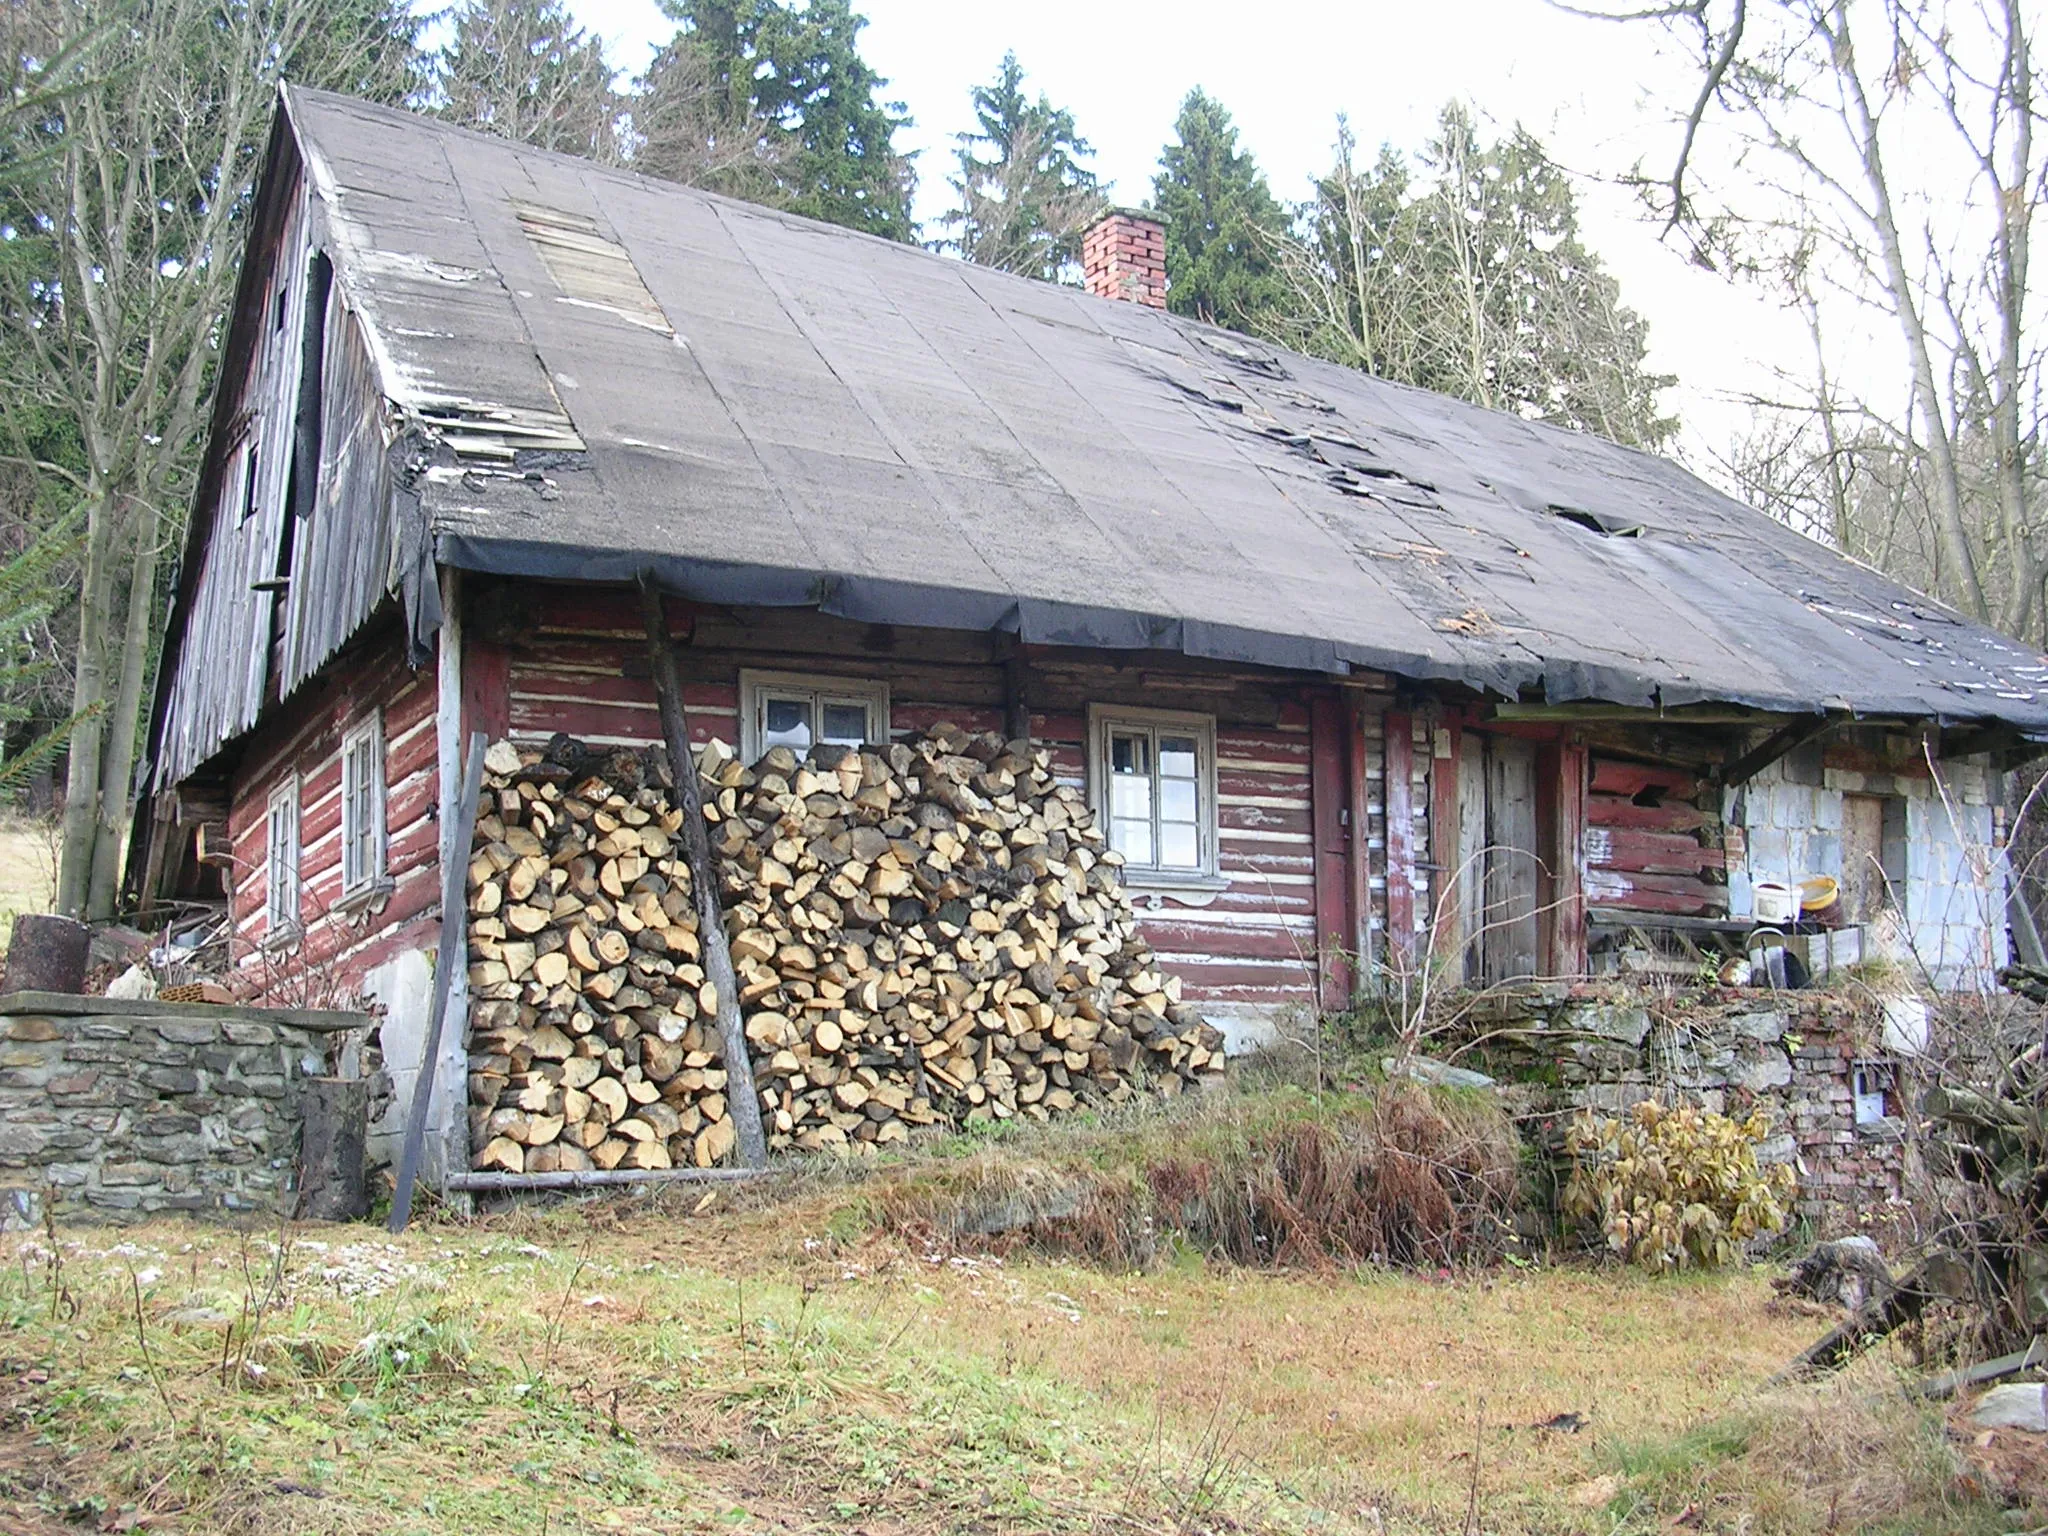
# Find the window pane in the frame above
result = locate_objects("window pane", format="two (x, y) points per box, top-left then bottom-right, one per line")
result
(1158, 822), (1200, 869)
(820, 702), (869, 745)
(762, 696), (813, 753)
(1160, 777), (1198, 824)
(1159, 736), (1199, 779)
(1111, 818), (1153, 865)
(1110, 774), (1152, 820)
(1110, 732), (1150, 777)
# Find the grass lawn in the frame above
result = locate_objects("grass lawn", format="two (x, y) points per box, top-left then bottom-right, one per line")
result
(0, 1167), (2014, 1536)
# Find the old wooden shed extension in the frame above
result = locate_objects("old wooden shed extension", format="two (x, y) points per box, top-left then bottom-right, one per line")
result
(134, 88), (2048, 1171)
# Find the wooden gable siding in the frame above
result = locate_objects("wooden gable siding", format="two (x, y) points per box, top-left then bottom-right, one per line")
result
(475, 587), (1386, 1011)
(157, 176), (313, 787)
(225, 636), (439, 995)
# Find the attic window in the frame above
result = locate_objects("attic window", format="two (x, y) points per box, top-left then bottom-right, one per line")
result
(515, 204), (672, 335)
(1551, 504), (1644, 538)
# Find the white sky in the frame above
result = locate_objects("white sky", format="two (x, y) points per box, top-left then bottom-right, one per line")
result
(568, 0), (1815, 464)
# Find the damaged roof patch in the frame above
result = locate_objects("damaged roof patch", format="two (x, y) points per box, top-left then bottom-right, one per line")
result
(516, 203), (673, 336)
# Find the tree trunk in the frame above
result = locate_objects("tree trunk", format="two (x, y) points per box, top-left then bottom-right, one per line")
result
(1832, 2), (1990, 620)
(55, 495), (118, 918)
(85, 501), (161, 918)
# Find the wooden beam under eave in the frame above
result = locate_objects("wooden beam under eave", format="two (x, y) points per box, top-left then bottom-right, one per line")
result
(1721, 714), (1837, 788)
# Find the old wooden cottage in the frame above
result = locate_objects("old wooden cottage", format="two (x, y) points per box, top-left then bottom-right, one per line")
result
(133, 88), (2048, 1178)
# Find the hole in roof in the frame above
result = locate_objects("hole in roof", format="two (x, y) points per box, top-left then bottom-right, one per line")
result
(1551, 504), (1644, 538)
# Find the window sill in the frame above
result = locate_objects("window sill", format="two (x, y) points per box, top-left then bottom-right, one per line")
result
(261, 922), (303, 954)
(1121, 872), (1230, 908)
(334, 878), (394, 918)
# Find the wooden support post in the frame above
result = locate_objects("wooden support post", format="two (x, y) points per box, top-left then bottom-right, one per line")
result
(1430, 713), (1464, 960)
(1383, 709), (1416, 968)
(1344, 693), (1373, 994)
(1308, 692), (1353, 1008)
(390, 730), (486, 1234)
(1541, 736), (1589, 976)
(1002, 653), (1031, 743)
(639, 578), (769, 1169)
(446, 1166), (768, 1193)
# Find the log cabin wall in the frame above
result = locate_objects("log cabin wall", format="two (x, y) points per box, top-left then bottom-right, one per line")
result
(225, 624), (441, 999)
(470, 581), (1395, 1042)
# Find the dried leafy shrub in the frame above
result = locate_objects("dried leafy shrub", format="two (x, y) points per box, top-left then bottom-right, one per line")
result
(1563, 1099), (1795, 1271)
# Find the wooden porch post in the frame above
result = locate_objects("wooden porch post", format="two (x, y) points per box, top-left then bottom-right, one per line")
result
(1345, 692), (1373, 995)
(1429, 712), (1464, 961)
(1537, 735), (1590, 976)
(1383, 709), (1417, 970)
(1308, 692), (1354, 1009)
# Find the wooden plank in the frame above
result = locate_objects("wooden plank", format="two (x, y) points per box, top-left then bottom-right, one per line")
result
(1586, 795), (1709, 833)
(1589, 758), (1698, 799)
(460, 638), (512, 743)
(641, 580), (768, 1168)
(1383, 708), (1416, 970)
(1584, 826), (1727, 874)
(1584, 869), (1726, 914)
(1308, 691), (1352, 1009)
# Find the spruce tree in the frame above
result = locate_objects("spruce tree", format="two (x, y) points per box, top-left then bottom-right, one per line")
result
(1151, 89), (1287, 332)
(438, 0), (621, 163)
(642, 0), (914, 242)
(1280, 105), (1676, 450)
(939, 52), (1103, 282)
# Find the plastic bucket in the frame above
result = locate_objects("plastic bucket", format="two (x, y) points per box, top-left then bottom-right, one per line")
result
(1753, 880), (1798, 925)
(1799, 876), (1840, 914)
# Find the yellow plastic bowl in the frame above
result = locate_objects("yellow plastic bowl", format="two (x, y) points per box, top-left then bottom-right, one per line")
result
(1799, 876), (1840, 913)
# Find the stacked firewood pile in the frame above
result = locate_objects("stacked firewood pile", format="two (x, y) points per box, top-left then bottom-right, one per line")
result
(467, 727), (1226, 1173)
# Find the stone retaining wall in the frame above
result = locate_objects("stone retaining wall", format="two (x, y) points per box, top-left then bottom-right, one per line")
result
(0, 992), (370, 1221)
(1462, 988), (1914, 1237)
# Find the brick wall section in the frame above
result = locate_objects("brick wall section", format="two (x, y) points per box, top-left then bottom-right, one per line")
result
(0, 992), (367, 1221)
(1464, 989), (1909, 1237)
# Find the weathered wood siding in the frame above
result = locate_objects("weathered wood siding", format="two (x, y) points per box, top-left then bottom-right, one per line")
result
(154, 133), (404, 792)
(157, 175), (312, 787)
(225, 635), (439, 997)
(473, 586), (1387, 1013)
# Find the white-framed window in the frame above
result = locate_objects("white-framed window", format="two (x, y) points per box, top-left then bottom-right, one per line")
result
(340, 710), (387, 898)
(265, 775), (301, 937)
(739, 670), (889, 762)
(1088, 705), (1220, 883)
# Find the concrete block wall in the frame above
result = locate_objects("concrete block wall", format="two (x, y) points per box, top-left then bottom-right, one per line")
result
(1728, 749), (2006, 991)
(0, 992), (369, 1222)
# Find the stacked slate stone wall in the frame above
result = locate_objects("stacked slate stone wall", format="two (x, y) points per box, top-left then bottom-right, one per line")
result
(1463, 987), (1915, 1238)
(0, 992), (369, 1222)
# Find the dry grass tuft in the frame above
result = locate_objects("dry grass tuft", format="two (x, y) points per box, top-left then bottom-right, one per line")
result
(1609, 1356), (2012, 1534)
(876, 1081), (1524, 1273)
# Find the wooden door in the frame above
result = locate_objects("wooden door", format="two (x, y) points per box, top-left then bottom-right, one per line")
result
(1484, 736), (1543, 982)
(1454, 733), (1544, 983)
(1841, 793), (1887, 922)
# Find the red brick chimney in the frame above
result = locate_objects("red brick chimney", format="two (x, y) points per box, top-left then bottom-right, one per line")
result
(1082, 209), (1166, 309)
